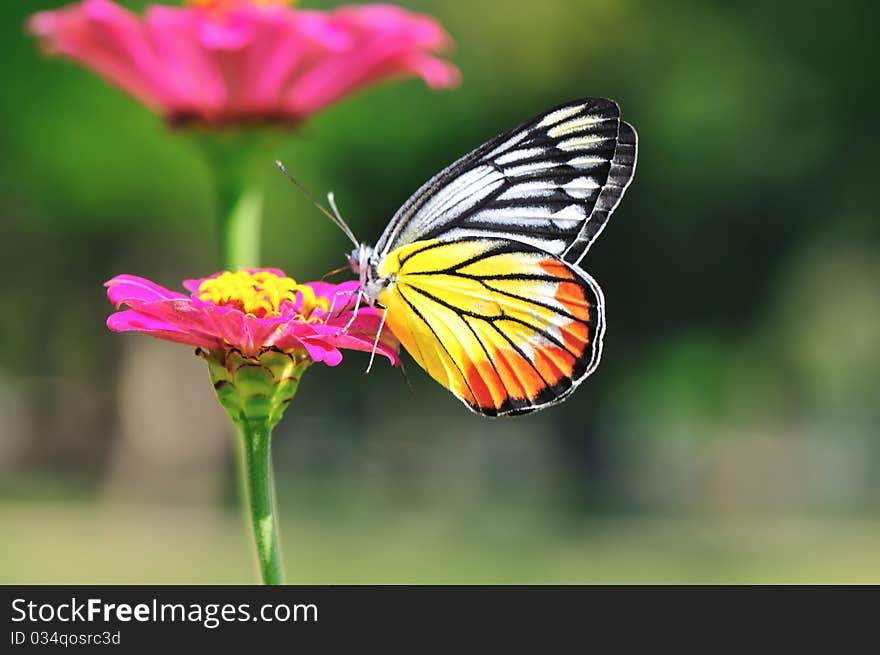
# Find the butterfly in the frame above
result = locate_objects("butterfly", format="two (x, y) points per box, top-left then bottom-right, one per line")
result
(283, 97), (637, 416)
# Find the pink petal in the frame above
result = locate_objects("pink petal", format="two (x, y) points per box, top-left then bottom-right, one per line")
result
(28, 1), (458, 124)
(225, 9), (339, 115)
(182, 277), (203, 294)
(143, 6), (226, 116)
(107, 309), (222, 350)
(127, 299), (228, 341)
(105, 274), (188, 307)
(268, 320), (336, 365)
(197, 9), (257, 51)
(305, 279), (358, 299)
(305, 280), (360, 319)
(400, 53), (462, 89)
(30, 0), (172, 112)
(283, 5), (460, 116)
(300, 339), (344, 367)
(309, 317), (400, 366)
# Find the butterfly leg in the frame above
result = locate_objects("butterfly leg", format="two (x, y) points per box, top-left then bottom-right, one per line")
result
(325, 288), (358, 320)
(364, 307), (389, 374)
(333, 288), (364, 337)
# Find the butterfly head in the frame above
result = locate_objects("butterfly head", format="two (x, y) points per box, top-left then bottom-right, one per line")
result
(348, 243), (386, 305)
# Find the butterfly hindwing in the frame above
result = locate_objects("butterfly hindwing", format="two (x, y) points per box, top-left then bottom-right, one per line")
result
(373, 238), (605, 416)
(374, 98), (637, 264)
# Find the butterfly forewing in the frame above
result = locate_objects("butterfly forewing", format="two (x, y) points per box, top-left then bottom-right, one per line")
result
(374, 98), (637, 264)
(562, 120), (637, 263)
(373, 238), (605, 416)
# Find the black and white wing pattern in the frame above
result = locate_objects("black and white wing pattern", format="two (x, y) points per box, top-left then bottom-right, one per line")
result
(374, 97), (637, 265)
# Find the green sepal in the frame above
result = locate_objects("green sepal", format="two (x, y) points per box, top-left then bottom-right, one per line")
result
(199, 348), (310, 431)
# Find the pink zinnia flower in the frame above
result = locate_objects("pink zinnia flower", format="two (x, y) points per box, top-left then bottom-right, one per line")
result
(106, 267), (399, 582)
(105, 268), (398, 366)
(28, 0), (460, 126)
(107, 268), (400, 582)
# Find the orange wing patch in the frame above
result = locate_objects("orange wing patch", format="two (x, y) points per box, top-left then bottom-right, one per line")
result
(376, 239), (606, 416)
(555, 281), (591, 321)
(539, 259), (575, 280)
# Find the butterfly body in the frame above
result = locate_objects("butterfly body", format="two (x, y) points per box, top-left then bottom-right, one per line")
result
(348, 98), (637, 416)
(349, 244), (384, 302)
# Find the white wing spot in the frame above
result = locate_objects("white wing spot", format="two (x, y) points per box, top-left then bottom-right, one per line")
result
(497, 180), (559, 201)
(568, 155), (607, 169)
(473, 206), (562, 223)
(495, 147), (544, 165)
(483, 130), (529, 160)
(562, 177), (600, 199)
(537, 104), (586, 128)
(558, 135), (609, 151)
(547, 115), (609, 138)
(551, 204), (587, 223)
(442, 228), (568, 256)
(504, 160), (557, 177)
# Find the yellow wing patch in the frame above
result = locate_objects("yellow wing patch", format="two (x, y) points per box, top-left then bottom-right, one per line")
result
(376, 238), (605, 416)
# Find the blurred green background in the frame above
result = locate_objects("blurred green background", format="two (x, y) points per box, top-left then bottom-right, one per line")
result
(1, 0), (878, 583)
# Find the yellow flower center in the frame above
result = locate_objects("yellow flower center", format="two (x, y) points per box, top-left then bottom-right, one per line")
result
(198, 270), (328, 320)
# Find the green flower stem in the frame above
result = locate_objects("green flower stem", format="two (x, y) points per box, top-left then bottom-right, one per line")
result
(203, 349), (310, 585)
(194, 135), (282, 578)
(221, 184), (263, 271)
(191, 133), (277, 271)
(240, 420), (283, 585)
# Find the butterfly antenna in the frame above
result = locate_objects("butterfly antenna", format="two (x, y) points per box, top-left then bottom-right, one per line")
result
(274, 160), (359, 248)
(326, 192), (359, 248)
(322, 264), (350, 281)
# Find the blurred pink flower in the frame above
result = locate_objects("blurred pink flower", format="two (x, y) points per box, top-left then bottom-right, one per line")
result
(105, 269), (399, 366)
(29, 0), (460, 126)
